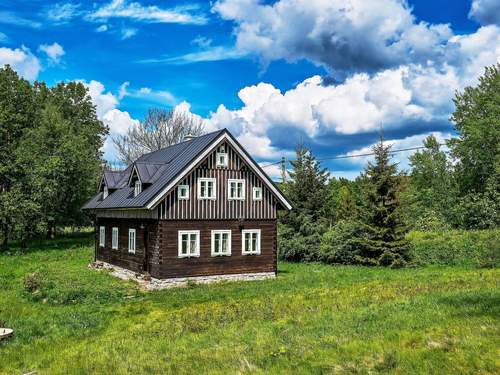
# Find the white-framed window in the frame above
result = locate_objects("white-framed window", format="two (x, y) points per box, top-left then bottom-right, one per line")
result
(99, 226), (105, 247)
(228, 179), (245, 200)
(211, 230), (231, 256)
(242, 229), (261, 255)
(128, 228), (136, 254)
(253, 187), (262, 201)
(216, 152), (228, 168)
(134, 180), (142, 197)
(198, 178), (216, 200)
(178, 230), (200, 258)
(178, 185), (189, 200)
(103, 185), (108, 199)
(112, 227), (119, 250)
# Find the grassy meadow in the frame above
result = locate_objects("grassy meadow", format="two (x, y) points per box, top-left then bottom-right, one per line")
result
(0, 234), (499, 374)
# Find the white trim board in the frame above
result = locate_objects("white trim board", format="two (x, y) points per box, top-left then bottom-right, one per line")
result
(146, 132), (292, 210)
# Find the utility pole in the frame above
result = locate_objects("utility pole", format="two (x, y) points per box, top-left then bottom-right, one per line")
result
(281, 157), (286, 183)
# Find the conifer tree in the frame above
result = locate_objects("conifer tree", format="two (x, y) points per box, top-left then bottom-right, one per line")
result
(279, 144), (329, 261)
(285, 143), (329, 221)
(336, 185), (358, 222)
(357, 137), (410, 267)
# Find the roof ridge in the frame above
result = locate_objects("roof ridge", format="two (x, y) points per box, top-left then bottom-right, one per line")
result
(135, 129), (225, 162)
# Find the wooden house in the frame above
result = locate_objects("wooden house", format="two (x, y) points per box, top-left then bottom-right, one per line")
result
(83, 129), (292, 282)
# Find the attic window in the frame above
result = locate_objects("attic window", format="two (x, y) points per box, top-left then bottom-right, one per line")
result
(103, 185), (108, 199)
(216, 153), (228, 168)
(178, 185), (189, 200)
(134, 180), (142, 197)
(253, 187), (262, 201)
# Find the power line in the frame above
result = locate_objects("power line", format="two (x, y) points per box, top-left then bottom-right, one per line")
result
(260, 143), (447, 168)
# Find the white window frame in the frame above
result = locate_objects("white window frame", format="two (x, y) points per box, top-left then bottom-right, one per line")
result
(216, 152), (228, 168)
(242, 229), (261, 255)
(228, 179), (245, 200)
(197, 178), (216, 200)
(211, 230), (232, 256)
(128, 228), (136, 254)
(103, 185), (108, 199)
(253, 187), (262, 201)
(178, 184), (190, 200)
(99, 226), (105, 247)
(112, 227), (119, 250)
(134, 180), (142, 197)
(178, 230), (200, 258)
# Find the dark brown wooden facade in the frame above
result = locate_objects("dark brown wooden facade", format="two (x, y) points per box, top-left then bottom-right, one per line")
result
(91, 131), (290, 280)
(157, 140), (278, 220)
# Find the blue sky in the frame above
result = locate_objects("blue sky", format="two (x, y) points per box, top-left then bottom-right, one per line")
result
(1, 0), (499, 179)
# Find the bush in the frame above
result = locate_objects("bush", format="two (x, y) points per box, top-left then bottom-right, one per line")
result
(319, 220), (361, 264)
(278, 220), (323, 262)
(407, 229), (500, 267)
(23, 271), (44, 294)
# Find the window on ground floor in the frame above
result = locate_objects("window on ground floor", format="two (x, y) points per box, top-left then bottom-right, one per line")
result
(128, 228), (136, 254)
(242, 229), (261, 255)
(99, 226), (105, 247)
(178, 230), (200, 257)
(112, 227), (119, 250)
(211, 230), (231, 256)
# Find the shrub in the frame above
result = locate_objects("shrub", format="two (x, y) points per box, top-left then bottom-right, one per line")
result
(407, 229), (500, 267)
(278, 216), (325, 262)
(319, 220), (361, 264)
(23, 271), (44, 294)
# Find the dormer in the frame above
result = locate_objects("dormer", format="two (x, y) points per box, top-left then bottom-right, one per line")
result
(134, 180), (142, 197)
(128, 164), (146, 197)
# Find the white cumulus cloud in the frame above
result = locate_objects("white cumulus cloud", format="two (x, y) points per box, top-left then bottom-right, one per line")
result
(213, 0), (453, 75)
(0, 46), (41, 80)
(39, 42), (65, 65)
(469, 0), (500, 26)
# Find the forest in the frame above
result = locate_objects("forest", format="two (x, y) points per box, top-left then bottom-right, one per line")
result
(277, 64), (499, 268)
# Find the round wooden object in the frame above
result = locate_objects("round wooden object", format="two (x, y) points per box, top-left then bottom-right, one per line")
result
(0, 328), (13, 339)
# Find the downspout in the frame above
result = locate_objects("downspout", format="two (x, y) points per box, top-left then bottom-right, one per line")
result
(94, 214), (97, 262)
(143, 222), (150, 278)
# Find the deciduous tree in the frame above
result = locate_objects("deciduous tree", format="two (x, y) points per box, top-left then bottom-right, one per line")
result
(113, 107), (204, 164)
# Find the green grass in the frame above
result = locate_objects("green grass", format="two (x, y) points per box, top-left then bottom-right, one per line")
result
(1, 235), (499, 374)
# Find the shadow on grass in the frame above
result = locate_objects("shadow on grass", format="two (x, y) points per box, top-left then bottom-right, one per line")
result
(1, 232), (94, 255)
(436, 290), (500, 319)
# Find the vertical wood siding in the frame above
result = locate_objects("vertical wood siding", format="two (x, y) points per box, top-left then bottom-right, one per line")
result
(158, 141), (278, 220)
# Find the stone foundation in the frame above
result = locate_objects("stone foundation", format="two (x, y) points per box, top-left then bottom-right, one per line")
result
(89, 261), (276, 290)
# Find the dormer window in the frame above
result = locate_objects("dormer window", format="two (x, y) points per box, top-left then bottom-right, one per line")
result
(134, 180), (142, 197)
(216, 153), (228, 168)
(103, 185), (108, 199)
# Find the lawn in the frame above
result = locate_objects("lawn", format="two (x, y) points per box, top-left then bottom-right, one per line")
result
(0, 235), (499, 374)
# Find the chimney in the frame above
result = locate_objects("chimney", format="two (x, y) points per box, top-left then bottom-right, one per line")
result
(184, 134), (195, 141)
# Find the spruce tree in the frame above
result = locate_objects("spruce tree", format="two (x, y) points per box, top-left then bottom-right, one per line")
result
(279, 144), (329, 261)
(358, 137), (410, 267)
(285, 143), (329, 221)
(336, 185), (358, 222)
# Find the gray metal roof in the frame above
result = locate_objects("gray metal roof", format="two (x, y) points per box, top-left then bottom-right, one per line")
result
(82, 129), (225, 210)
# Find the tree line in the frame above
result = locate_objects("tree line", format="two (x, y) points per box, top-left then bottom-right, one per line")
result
(278, 64), (500, 267)
(0, 66), (107, 247)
